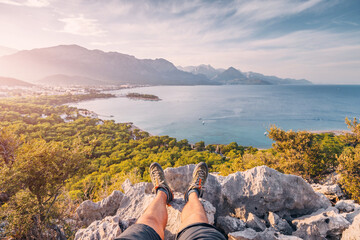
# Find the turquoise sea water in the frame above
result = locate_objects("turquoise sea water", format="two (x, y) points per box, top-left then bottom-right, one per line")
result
(71, 85), (360, 148)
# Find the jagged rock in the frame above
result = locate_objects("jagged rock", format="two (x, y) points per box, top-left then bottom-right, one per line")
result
(292, 207), (350, 240)
(311, 184), (344, 201)
(76, 191), (124, 226)
(228, 228), (302, 240)
(216, 216), (246, 234)
(218, 166), (330, 219)
(229, 228), (258, 240)
(76, 180), (216, 240)
(164, 165), (222, 210)
(74, 165), (337, 240)
(75, 216), (122, 240)
(246, 213), (266, 232)
(167, 165), (330, 219)
(76, 190), (125, 226)
(336, 200), (360, 213)
(342, 208), (360, 224)
(267, 212), (293, 235)
(341, 214), (360, 240)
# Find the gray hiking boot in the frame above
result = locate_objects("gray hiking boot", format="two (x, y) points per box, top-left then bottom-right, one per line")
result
(149, 162), (173, 204)
(184, 162), (208, 202)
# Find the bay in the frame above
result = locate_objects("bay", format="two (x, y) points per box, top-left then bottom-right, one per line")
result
(70, 85), (360, 148)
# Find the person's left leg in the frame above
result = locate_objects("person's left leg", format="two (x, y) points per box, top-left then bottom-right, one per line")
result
(136, 191), (168, 239)
(116, 163), (173, 240)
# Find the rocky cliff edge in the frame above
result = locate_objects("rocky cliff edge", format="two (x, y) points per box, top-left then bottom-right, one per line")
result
(74, 165), (360, 240)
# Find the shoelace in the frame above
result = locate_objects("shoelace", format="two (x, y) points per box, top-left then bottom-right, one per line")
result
(192, 170), (206, 188)
(151, 169), (165, 186)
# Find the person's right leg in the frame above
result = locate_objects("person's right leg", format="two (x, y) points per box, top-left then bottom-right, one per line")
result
(178, 191), (208, 231)
(176, 162), (226, 240)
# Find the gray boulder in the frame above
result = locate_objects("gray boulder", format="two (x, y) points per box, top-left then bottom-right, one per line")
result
(75, 180), (216, 240)
(75, 216), (122, 240)
(216, 216), (246, 234)
(342, 214), (360, 240)
(267, 212), (293, 235)
(218, 166), (330, 218)
(293, 207), (350, 240)
(167, 165), (330, 219)
(312, 184), (344, 201)
(76, 190), (125, 226)
(228, 228), (302, 240)
(336, 200), (360, 213)
(246, 213), (266, 232)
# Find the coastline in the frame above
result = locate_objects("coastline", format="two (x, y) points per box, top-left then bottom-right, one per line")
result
(309, 130), (351, 136)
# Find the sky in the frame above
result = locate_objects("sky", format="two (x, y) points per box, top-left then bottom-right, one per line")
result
(0, 0), (359, 84)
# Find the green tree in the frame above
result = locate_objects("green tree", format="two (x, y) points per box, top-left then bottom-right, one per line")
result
(0, 139), (87, 239)
(337, 118), (360, 203)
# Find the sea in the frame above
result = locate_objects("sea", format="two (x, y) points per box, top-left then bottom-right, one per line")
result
(70, 85), (360, 148)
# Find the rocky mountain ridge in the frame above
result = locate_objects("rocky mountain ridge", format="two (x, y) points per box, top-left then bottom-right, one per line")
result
(0, 45), (311, 86)
(74, 165), (359, 240)
(180, 65), (312, 85)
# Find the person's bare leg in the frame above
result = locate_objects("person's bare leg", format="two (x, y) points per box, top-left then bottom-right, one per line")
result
(178, 191), (208, 231)
(137, 191), (168, 239)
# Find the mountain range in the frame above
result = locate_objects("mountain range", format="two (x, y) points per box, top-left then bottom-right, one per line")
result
(0, 45), (311, 86)
(179, 65), (311, 85)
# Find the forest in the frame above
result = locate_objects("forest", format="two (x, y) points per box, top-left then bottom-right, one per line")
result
(0, 93), (359, 239)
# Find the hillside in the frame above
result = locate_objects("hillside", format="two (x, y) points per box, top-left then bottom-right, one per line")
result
(0, 76), (33, 87)
(0, 45), (214, 86)
(38, 74), (110, 86)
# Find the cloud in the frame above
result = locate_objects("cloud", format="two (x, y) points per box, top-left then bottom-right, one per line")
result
(58, 15), (106, 36)
(0, 0), (50, 7)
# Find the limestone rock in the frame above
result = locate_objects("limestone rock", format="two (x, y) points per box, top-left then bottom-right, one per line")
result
(76, 190), (125, 226)
(293, 207), (350, 240)
(164, 193), (216, 239)
(164, 164), (222, 210)
(341, 214), (360, 240)
(229, 228), (258, 240)
(74, 216), (122, 240)
(74, 165), (342, 240)
(219, 166), (330, 218)
(342, 208), (360, 224)
(228, 228), (302, 240)
(267, 212), (293, 235)
(76, 179), (216, 240)
(246, 213), (266, 232)
(336, 200), (360, 213)
(311, 184), (344, 201)
(169, 165), (330, 219)
(216, 216), (246, 234)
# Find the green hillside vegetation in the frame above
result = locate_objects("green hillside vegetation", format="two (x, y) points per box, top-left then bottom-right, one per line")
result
(0, 93), (359, 239)
(126, 92), (161, 101)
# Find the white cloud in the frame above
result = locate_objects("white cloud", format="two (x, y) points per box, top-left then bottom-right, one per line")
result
(58, 15), (106, 36)
(0, 0), (49, 7)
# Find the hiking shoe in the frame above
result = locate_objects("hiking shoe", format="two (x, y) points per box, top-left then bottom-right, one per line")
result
(184, 162), (208, 202)
(149, 162), (173, 204)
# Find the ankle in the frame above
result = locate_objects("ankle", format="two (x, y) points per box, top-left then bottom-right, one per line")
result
(185, 188), (200, 202)
(157, 187), (171, 203)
